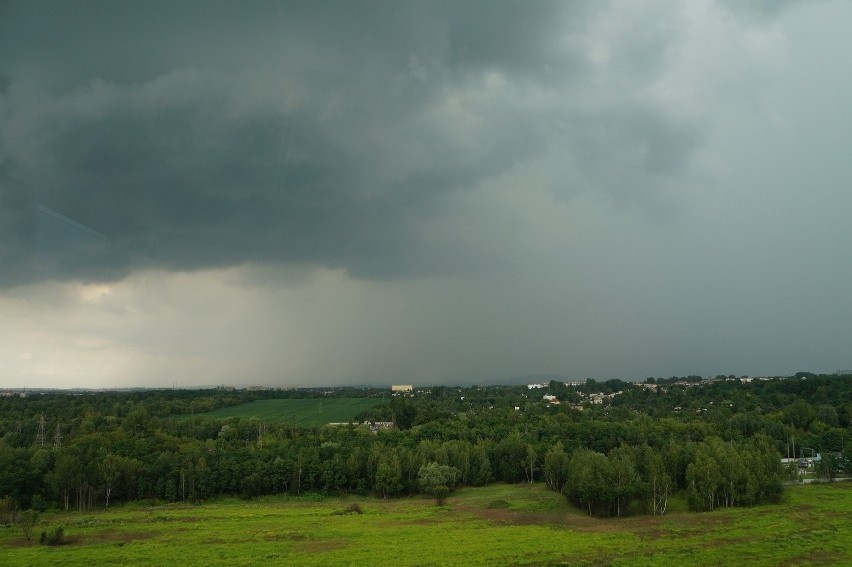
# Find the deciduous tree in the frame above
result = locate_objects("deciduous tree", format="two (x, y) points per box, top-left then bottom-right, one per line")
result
(417, 462), (460, 505)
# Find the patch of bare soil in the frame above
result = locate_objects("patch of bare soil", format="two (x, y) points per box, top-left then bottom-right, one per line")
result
(463, 503), (667, 537)
(5, 531), (156, 548)
(404, 517), (446, 526)
(142, 514), (204, 523)
(658, 511), (731, 537)
(58, 531), (156, 547)
(784, 551), (840, 566)
(4, 538), (39, 548)
(456, 504), (560, 526)
(696, 536), (756, 550)
(296, 538), (348, 553)
(261, 531), (307, 541)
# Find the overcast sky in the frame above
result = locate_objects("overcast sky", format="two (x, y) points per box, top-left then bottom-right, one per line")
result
(1, 0), (851, 388)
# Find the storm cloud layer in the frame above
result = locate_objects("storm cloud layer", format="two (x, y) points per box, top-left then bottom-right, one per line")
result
(2, 1), (851, 387)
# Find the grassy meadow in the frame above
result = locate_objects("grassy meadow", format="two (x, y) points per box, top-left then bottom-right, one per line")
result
(1, 482), (849, 566)
(185, 398), (384, 425)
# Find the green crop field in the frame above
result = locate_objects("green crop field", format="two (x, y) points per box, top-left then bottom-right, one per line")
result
(185, 398), (384, 425)
(2, 482), (850, 566)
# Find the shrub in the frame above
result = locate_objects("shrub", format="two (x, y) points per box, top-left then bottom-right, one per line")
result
(332, 502), (363, 515)
(39, 526), (65, 546)
(19, 509), (39, 542)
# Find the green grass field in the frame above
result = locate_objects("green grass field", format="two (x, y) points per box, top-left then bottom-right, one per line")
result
(186, 398), (384, 425)
(2, 482), (850, 566)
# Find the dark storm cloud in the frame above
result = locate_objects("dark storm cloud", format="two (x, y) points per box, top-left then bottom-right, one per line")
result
(443, 1), (592, 76)
(566, 104), (701, 212)
(4, 0), (852, 387)
(717, 0), (799, 21)
(0, 1), (709, 286)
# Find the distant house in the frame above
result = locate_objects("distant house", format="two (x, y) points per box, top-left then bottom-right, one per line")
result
(588, 391), (622, 405)
(391, 384), (414, 397)
(527, 383), (546, 389)
(364, 421), (394, 434)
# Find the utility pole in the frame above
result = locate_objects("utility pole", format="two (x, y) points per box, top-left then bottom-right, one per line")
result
(258, 423), (266, 448)
(36, 413), (45, 447)
(53, 424), (62, 449)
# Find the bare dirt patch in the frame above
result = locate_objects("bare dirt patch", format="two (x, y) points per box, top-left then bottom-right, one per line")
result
(4, 538), (40, 548)
(296, 538), (348, 553)
(259, 531), (308, 541)
(463, 503), (667, 538)
(75, 531), (156, 545)
(404, 517), (446, 526)
(4, 530), (156, 548)
(456, 504), (561, 526)
(784, 551), (841, 566)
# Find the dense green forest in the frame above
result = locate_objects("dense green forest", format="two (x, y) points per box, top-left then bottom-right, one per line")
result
(1, 375), (849, 520)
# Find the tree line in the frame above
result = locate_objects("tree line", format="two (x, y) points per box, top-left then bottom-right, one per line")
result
(0, 374), (849, 517)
